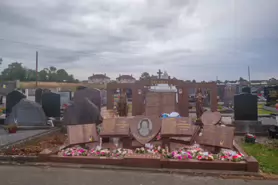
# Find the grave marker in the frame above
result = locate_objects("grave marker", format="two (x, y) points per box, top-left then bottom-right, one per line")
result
(74, 88), (101, 112)
(35, 88), (43, 104)
(63, 98), (103, 125)
(100, 117), (130, 137)
(67, 124), (99, 145)
(5, 99), (47, 126)
(161, 117), (197, 137)
(196, 125), (235, 149)
(42, 92), (61, 118)
(234, 93), (258, 121)
(129, 115), (161, 145)
(201, 111), (221, 125)
(6, 90), (26, 117)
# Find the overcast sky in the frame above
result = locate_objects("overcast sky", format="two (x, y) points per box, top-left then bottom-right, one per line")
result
(0, 0), (278, 81)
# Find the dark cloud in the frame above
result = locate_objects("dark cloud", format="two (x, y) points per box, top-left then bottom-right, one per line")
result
(0, 0), (278, 81)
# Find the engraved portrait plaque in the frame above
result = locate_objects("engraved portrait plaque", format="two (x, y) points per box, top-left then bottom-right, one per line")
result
(161, 117), (198, 137)
(100, 117), (130, 137)
(196, 125), (235, 149)
(129, 115), (161, 145)
(67, 124), (99, 145)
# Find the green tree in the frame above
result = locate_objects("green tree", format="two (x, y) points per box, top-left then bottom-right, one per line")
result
(140, 72), (151, 80)
(1, 62), (26, 81)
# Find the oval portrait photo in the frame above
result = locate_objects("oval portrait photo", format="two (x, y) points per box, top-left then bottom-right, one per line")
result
(137, 118), (153, 137)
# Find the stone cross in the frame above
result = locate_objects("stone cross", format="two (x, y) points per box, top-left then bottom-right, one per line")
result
(157, 69), (163, 79)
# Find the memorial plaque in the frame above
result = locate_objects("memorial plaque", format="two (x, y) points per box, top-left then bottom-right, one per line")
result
(67, 123), (99, 145)
(196, 125), (235, 149)
(161, 117), (198, 137)
(129, 115), (161, 145)
(201, 111), (221, 125)
(100, 117), (130, 137)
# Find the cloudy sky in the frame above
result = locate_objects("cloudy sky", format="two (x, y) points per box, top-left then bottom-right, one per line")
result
(0, 0), (278, 81)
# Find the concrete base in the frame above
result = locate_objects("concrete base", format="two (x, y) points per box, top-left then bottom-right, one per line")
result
(233, 120), (276, 136)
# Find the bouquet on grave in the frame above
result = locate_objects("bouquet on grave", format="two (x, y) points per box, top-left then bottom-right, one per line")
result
(245, 133), (256, 144)
(164, 148), (194, 160)
(111, 148), (133, 157)
(4, 124), (17, 134)
(196, 152), (215, 161)
(89, 147), (111, 157)
(218, 149), (245, 162)
(61, 146), (88, 156)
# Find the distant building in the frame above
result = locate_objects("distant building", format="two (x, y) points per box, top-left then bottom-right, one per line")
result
(116, 74), (136, 83)
(88, 74), (111, 84)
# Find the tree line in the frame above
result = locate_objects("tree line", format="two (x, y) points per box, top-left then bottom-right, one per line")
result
(139, 72), (277, 84)
(0, 61), (78, 82)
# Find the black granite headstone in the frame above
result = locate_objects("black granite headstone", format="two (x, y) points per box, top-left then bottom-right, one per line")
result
(234, 93), (258, 121)
(5, 90), (26, 117)
(35, 88), (43, 104)
(42, 92), (61, 118)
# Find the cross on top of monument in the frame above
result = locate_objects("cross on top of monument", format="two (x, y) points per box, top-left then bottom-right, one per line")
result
(157, 69), (163, 79)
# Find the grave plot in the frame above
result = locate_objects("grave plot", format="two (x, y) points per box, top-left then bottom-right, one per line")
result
(39, 116), (258, 172)
(0, 128), (66, 158)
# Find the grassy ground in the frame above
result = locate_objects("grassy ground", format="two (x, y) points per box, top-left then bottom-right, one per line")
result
(257, 104), (275, 115)
(242, 141), (278, 174)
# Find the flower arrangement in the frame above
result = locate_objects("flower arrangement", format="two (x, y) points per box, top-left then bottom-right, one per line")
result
(245, 133), (256, 144)
(134, 144), (166, 155)
(62, 146), (88, 156)
(89, 148), (111, 157)
(60, 144), (245, 162)
(5, 124), (17, 134)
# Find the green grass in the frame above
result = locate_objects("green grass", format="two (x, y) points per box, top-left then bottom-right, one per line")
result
(258, 109), (274, 115)
(242, 142), (278, 174)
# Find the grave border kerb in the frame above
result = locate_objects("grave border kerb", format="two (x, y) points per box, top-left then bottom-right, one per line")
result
(0, 140), (255, 173)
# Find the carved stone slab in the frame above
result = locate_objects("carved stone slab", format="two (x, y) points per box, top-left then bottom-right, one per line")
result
(129, 115), (161, 145)
(201, 111), (222, 125)
(161, 117), (198, 137)
(196, 125), (235, 149)
(67, 124), (99, 145)
(100, 117), (130, 137)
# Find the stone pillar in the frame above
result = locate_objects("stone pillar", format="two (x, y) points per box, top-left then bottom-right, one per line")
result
(211, 85), (218, 112)
(178, 86), (189, 117)
(107, 89), (113, 110)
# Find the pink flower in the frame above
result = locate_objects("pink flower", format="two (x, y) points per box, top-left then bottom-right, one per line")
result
(233, 155), (238, 159)
(178, 156), (182, 160)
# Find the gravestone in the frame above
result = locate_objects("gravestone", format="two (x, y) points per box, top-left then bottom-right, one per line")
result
(129, 115), (162, 145)
(67, 124), (99, 145)
(42, 92), (61, 118)
(43, 89), (51, 93)
(100, 117), (130, 137)
(161, 117), (197, 137)
(234, 93), (258, 120)
(74, 88), (101, 112)
(6, 90), (26, 117)
(145, 91), (176, 116)
(35, 88), (43, 104)
(201, 111), (221, 125)
(57, 91), (72, 106)
(5, 99), (47, 126)
(63, 98), (103, 125)
(196, 126), (235, 149)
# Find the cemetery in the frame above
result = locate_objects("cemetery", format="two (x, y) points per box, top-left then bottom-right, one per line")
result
(1, 74), (278, 175)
